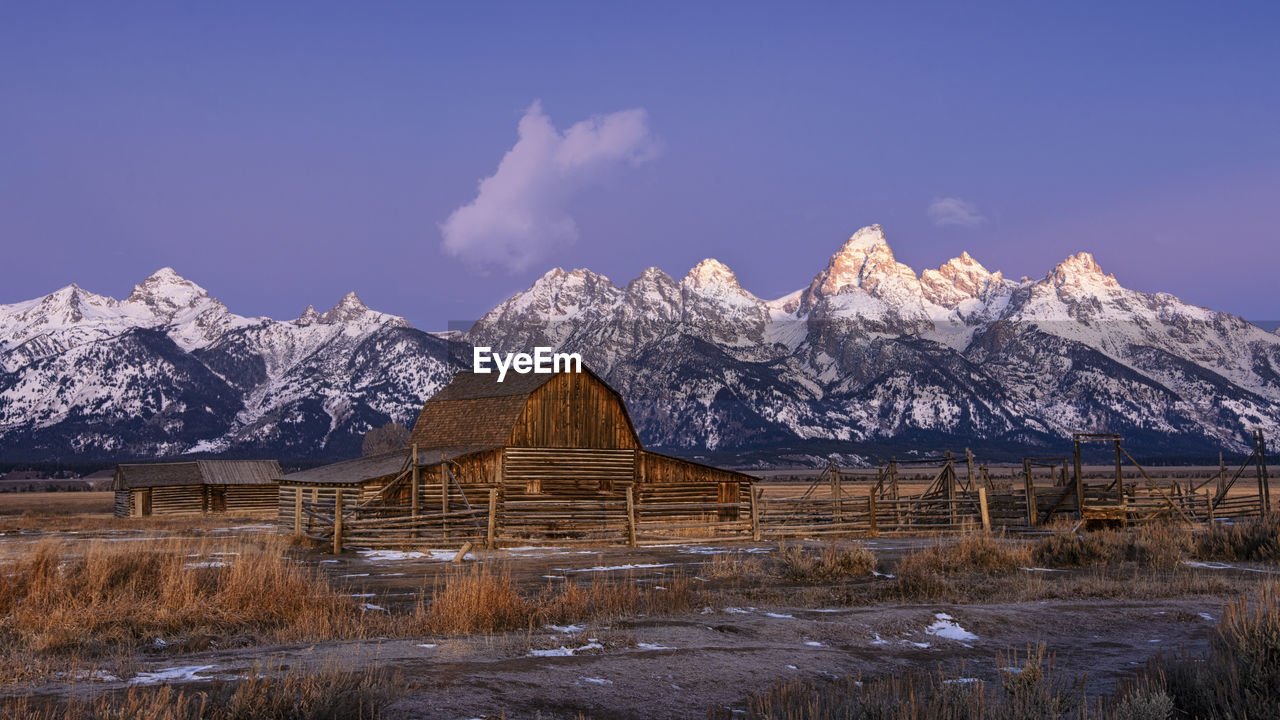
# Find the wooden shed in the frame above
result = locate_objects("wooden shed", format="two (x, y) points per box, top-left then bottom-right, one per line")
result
(113, 460), (282, 517)
(279, 367), (758, 546)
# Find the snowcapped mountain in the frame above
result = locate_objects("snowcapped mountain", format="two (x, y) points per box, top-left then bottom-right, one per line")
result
(469, 225), (1280, 460)
(3, 226), (1277, 463)
(0, 269), (451, 460)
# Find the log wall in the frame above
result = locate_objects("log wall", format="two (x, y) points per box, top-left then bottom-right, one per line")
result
(508, 372), (639, 449)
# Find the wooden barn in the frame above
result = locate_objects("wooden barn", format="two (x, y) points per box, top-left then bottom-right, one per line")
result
(279, 367), (758, 548)
(113, 460), (282, 517)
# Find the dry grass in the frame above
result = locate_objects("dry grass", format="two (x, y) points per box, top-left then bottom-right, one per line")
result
(1114, 580), (1280, 720)
(0, 535), (368, 655)
(404, 564), (701, 636)
(1193, 516), (1280, 563)
(734, 643), (1086, 720)
(702, 552), (766, 580)
(0, 661), (398, 720)
(892, 533), (1031, 600)
(1032, 526), (1192, 571)
(774, 542), (876, 582)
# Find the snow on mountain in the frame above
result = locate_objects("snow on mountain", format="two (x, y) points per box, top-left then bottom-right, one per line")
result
(467, 225), (1280, 457)
(0, 271), (450, 459)
(3, 225), (1277, 462)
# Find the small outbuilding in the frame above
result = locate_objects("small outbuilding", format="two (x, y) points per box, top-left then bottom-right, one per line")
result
(113, 460), (282, 517)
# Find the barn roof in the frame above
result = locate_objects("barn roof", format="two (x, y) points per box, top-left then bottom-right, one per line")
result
(113, 460), (282, 490)
(407, 366), (634, 450)
(278, 446), (499, 486)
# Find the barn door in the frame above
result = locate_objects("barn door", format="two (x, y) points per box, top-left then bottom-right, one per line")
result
(209, 487), (227, 513)
(139, 489), (152, 516)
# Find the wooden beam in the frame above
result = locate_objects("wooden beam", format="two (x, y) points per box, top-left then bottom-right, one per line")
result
(867, 494), (878, 536)
(625, 484), (638, 547)
(332, 489), (344, 555)
(1073, 435), (1084, 516)
(750, 487), (761, 541)
(487, 487), (499, 549)
(1023, 459), (1037, 527)
(978, 487), (990, 532)
(293, 487), (303, 533)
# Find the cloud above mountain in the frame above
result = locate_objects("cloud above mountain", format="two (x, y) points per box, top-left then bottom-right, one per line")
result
(440, 101), (658, 273)
(928, 197), (986, 227)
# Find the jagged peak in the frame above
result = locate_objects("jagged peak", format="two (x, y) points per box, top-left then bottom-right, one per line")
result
(836, 224), (890, 257)
(124, 267), (210, 313)
(682, 258), (740, 288)
(627, 266), (677, 292)
(318, 292), (370, 323)
(294, 304), (322, 326)
(1047, 251), (1118, 289)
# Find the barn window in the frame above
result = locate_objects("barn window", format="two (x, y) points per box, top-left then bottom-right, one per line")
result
(526, 477), (542, 494)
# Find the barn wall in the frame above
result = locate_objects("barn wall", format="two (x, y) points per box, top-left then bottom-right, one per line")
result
(113, 490), (131, 518)
(147, 486), (205, 516)
(503, 448), (636, 499)
(508, 372), (639, 450)
(639, 451), (754, 486)
(222, 485), (278, 515)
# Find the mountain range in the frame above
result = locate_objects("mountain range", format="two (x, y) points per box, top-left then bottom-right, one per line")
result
(3, 225), (1277, 464)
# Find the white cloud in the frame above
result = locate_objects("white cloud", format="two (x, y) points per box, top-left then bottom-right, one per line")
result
(928, 197), (986, 227)
(440, 101), (658, 272)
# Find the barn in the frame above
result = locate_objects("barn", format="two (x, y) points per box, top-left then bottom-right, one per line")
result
(279, 367), (757, 548)
(113, 460), (282, 517)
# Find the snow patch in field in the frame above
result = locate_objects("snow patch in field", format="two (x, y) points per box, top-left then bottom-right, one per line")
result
(528, 642), (604, 658)
(1021, 567), (1064, 572)
(359, 549), (470, 563)
(723, 607), (753, 614)
(944, 678), (981, 685)
(636, 642), (674, 651)
(556, 563), (674, 573)
(130, 665), (217, 685)
(926, 613), (978, 641)
(183, 560), (229, 569)
(361, 603), (384, 611)
(546, 623), (586, 634)
(804, 641), (825, 647)
(1199, 613), (1215, 621)
(416, 643), (437, 649)
(764, 612), (794, 619)
(580, 677), (612, 685)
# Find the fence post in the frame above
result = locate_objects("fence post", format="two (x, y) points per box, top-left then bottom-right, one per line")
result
(866, 494), (878, 536)
(749, 487), (761, 541)
(1023, 459), (1037, 527)
(978, 487), (990, 532)
(293, 487), (303, 534)
(1073, 436), (1085, 516)
(831, 462), (843, 523)
(487, 487), (499, 549)
(332, 489), (344, 555)
(1206, 489), (1215, 522)
(626, 484), (638, 547)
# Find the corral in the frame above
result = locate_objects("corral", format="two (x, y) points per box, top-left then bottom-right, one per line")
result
(112, 459), (282, 517)
(279, 366), (1273, 552)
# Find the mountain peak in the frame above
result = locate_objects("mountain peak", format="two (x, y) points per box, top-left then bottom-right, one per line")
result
(318, 292), (370, 323)
(1048, 251), (1117, 289)
(682, 258), (740, 289)
(837, 224), (888, 255)
(806, 224), (917, 302)
(294, 304), (322, 326)
(124, 267), (210, 316)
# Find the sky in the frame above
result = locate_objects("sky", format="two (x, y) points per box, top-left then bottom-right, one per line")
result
(2, 2), (1278, 328)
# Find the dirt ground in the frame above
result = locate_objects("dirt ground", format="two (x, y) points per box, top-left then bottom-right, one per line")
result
(3, 518), (1274, 719)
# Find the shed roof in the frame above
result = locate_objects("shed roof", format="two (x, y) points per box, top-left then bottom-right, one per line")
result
(113, 460), (282, 490)
(278, 446), (498, 486)
(407, 366), (630, 450)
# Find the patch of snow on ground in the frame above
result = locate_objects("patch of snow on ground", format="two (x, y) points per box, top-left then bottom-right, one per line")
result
(944, 678), (982, 685)
(556, 563), (675, 573)
(926, 613), (978, 641)
(804, 641), (824, 647)
(580, 677), (612, 685)
(546, 624), (586, 634)
(416, 643), (437, 649)
(361, 603), (384, 611)
(636, 642), (674, 651)
(1199, 613), (1215, 621)
(1021, 567), (1065, 572)
(130, 665), (217, 685)
(528, 642), (604, 658)
(764, 612), (794, 619)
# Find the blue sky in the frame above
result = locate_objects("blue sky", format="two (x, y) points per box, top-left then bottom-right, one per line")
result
(2, 2), (1277, 326)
